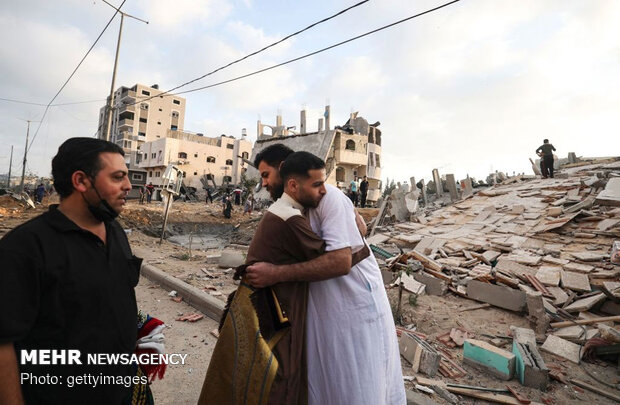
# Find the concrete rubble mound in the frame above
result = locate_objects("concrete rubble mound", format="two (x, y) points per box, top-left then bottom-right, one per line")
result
(371, 158), (620, 404)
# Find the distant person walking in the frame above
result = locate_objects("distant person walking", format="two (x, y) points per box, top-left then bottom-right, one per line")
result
(35, 183), (46, 204)
(536, 139), (556, 178)
(146, 182), (154, 203)
(205, 187), (213, 204)
(138, 185), (146, 204)
(243, 194), (254, 215)
(359, 176), (369, 208)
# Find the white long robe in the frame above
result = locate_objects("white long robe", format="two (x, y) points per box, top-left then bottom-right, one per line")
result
(306, 184), (406, 405)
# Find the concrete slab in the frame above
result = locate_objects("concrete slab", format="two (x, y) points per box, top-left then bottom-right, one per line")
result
(540, 335), (582, 364)
(467, 279), (526, 312)
(560, 271), (591, 292)
(563, 262), (594, 273)
(595, 177), (620, 206)
(218, 249), (245, 269)
(510, 326), (537, 346)
(495, 259), (538, 278)
(463, 339), (516, 380)
(401, 273), (426, 295)
(535, 266), (561, 286)
(564, 293), (606, 312)
(553, 325), (584, 340)
(547, 286), (569, 306)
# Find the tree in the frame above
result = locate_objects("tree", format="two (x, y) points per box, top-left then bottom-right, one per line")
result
(382, 178), (396, 199)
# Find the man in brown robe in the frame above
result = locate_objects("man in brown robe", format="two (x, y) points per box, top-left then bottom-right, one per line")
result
(198, 152), (329, 405)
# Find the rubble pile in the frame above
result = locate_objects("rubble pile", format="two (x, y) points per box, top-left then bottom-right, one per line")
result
(370, 159), (620, 403)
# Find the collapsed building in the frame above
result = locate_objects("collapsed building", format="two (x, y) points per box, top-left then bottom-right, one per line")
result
(248, 106), (383, 204)
(366, 157), (620, 403)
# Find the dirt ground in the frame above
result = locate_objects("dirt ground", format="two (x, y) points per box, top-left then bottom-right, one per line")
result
(1, 196), (618, 404)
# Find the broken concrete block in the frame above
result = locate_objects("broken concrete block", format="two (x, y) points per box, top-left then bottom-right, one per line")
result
(595, 177), (620, 207)
(463, 339), (516, 380)
(540, 335), (582, 364)
(547, 206), (563, 217)
(413, 272), (447, 296)
(564, 293), (606, 312)
(510, 326), (537, 346)
(218, 249), (246, 268)
(600, 301), (620, 316)
(466, 280), (526, 312)
(511, 204), (525, 214)
(512, 341), (549, 390)
(399, 332), (440, 377)
(526, 292), (551, 334)
(570, 251), (607, 262)
(400, 273), (426, 295)
(560, 271), (591, 292)
(445, 174), (458, 201)
(382, 270), (397, 285)
(535, 266), (561, 286)
(547, 286), (569, 306)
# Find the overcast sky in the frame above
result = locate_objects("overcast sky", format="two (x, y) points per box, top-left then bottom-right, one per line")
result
(1, 0), (619, 185)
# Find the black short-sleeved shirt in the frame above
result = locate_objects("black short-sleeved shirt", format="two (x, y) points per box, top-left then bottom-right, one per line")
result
(536, 143), (556, 156)
(0, 205), (141, 404)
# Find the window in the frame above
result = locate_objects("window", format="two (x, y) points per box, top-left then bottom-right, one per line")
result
(225, 159), (233, 166)
(151, 153), (156, 159)
(149, 171), (153, 177)
(132, 173), (143, 181)
(123, 140), (131, 148)
(223, 176), (232, 182)
(171, 111), (179, 118)
(369, 153), (375, 166)
(226, 144), (234, 150)
(158, 108), (162, 112)
(375, 154), (381, 168)
(194, 153), (198, 158)
(157, 121), (161, 125)
(155, 171), (160, 178)
(138, 132), (146, 137)
(141, 90), (150, 96)
(368, 132), (374, 144)
(171, 125), (178, 131)
(345, 139), (356, 151)
(336, 167), (345, 182)
(140, 103), (149, 110)
(139, 117), (147, 124)
(206, 174), (214, 180)
(241, 151), (249, 159)
(178, 152), (187, 159)
(136, 154), (142, 164)
(173, 99), (181, 105)
(193, 172), (198, 176)
(206, 156), (216, 163)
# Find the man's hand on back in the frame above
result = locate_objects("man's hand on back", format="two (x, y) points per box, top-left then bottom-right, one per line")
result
(245, 262), (281, 288)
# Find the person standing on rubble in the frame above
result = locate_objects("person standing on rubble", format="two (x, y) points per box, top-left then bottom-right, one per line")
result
(536, 139), (556, 178)
(242, 144), (405, 405)
(0, 138), (142, 404)
(359, 175), (369, 208)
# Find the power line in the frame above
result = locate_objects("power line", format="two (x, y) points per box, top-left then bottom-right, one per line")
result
(172, 0), (461, 96)
(131, 0), (371, 106)
(0, 97), (106, 107)
(27, 0), (127, 153)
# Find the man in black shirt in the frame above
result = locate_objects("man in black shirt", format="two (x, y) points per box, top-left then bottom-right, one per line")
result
(0, 138), (141, 404)
(536, 139), (557, 178)
(359, 176), (369, 208)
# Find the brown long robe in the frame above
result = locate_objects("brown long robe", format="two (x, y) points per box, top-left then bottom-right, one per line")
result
(198, 193), (325, 405)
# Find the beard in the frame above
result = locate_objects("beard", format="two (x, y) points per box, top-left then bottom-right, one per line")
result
(297, 190), (323, 209)
(268, 182), (284, 201)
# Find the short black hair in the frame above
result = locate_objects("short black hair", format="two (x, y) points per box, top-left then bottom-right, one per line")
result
(254, 143), (294, 168)
(543, 139), (549, 143)
(280, 151), (325, 182)
(52, 137), (125, 198)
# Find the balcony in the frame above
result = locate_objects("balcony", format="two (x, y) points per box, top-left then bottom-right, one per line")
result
(118, 118), (134, 128)
(366, 166), (381, 180)
(335, 149), (367, 166)
(118, 103), (136, 114)
(120, 90), (136, 101)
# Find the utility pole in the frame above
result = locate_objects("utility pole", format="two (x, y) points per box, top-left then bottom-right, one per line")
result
(19, 121), (31, 192)
(7, 145), (13, 188)
(101, 0), (148, 142)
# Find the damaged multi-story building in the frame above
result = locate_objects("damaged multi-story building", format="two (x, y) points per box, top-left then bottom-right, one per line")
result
(249, 105), (383, 205)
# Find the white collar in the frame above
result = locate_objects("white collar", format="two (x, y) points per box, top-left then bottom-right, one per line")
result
(280, 192), (305, 212)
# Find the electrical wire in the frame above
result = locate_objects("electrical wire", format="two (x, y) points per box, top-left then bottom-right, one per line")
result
(144, 0), (462, 99)
(26, 0), (127, 152)
(0, 97), (106, 107)
(134, 0), (371, 105)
